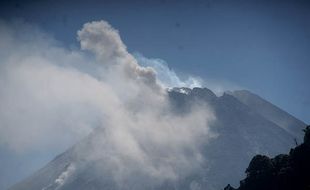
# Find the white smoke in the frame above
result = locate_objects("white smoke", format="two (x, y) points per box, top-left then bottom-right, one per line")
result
(134, 53), (241, 96)
(54, 164), (76, 187)
(135, 53), (203, 89)
(42, 163), (76, 190)
(0, 19), (216, 187)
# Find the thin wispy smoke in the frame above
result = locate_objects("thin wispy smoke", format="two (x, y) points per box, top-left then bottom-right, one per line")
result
(134, 53), (241, 96)
(42, 164), (76, 190)
(0, 19), (216, 187)
(135, 53), (203, 89)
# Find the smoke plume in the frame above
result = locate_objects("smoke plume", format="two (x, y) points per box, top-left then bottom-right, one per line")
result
(0, 19), (216, 187)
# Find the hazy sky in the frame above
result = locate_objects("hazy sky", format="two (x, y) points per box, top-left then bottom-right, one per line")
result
(0, 0), (309, 123)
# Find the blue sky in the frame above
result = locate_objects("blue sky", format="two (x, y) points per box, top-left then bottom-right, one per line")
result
(1, 0), (309, 123)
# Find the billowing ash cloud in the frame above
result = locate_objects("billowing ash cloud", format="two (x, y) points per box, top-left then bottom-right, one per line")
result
(0, 19), (216, 187)
(77, 20), (158, 88)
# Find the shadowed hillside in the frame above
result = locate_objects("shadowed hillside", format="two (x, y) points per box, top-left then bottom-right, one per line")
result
(223, 125), (310, 190)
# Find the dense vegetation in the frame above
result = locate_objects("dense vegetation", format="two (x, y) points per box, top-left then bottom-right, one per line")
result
(224, 126), (310, 190)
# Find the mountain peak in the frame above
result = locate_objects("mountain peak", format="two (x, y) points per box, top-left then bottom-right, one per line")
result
(9, 87), (306, 190)
(170, 87), (218, 100)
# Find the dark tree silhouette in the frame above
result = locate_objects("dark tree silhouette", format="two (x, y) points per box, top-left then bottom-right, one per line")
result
(223, 125), (310, 190)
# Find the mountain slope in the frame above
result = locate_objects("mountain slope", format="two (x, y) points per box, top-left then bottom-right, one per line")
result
(223, 126), (310, 190)
(9, 87), (306, 190)
(228, 90), (305, 142)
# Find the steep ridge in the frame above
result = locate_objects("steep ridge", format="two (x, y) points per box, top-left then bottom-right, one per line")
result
(169, 88), (300, 189)
(228, 90), (305, 142)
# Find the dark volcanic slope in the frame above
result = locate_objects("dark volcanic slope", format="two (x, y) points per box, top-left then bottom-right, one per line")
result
(229, 90), (305, 142)
(223, 126), (310, 190)
(9, 87), (306, 190)
(168, 88), (303, 189)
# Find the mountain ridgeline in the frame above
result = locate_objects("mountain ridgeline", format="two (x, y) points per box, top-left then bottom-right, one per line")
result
(9, 87), (306, 190)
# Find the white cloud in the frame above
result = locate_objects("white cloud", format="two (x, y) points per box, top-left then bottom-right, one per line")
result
(0, 19), (216, 187)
